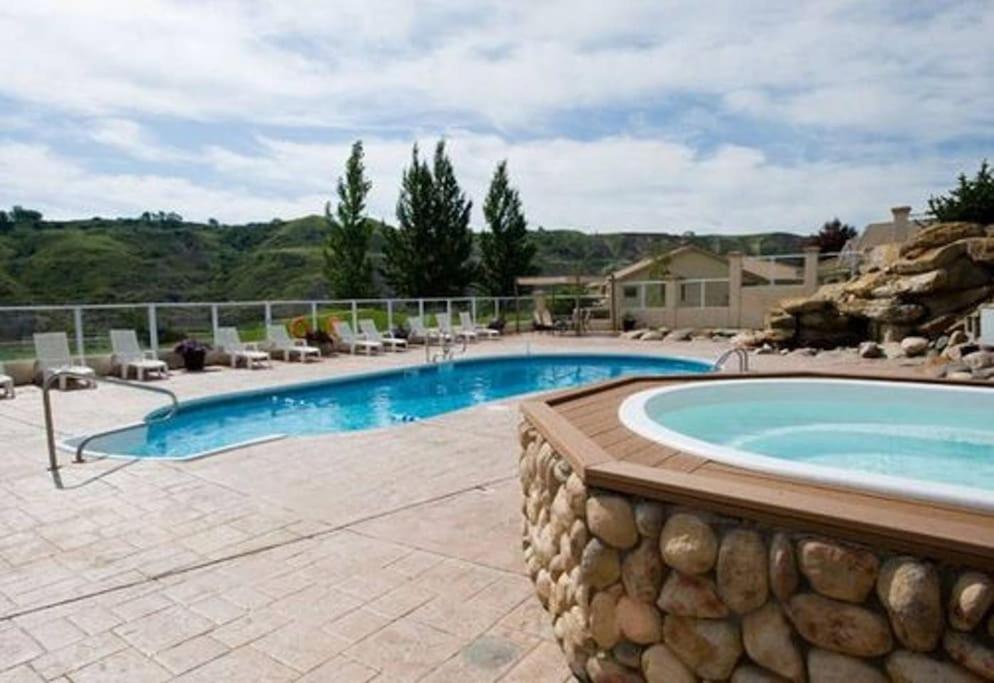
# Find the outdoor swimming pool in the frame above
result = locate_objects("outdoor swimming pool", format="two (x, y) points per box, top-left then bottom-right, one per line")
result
(74, 353), (710, 459)
(619, 377), (994, 510)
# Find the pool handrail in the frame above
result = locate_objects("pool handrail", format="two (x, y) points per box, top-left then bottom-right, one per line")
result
(714, 347), (749, 373)
(42, 370), (180, 471)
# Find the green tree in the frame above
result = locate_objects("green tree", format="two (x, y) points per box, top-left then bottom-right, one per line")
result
(382, 141), (475, 296)
(810, 218), (857, 253)
(324, 140), (375, 298)
(479, 161), (535, 295)
(929, 160), (994, 224)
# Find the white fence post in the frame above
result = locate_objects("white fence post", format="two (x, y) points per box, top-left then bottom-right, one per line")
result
(310, 302), (318, 331)
(210, 304), (219, 340)
(148, 304), (158, 353)
(446, 299), (452, 320)
(494, 297), (500, 320)
(700, 281), (706, 308)
(264, 302), (272, 328)
(387, 300), (394, 331)
(351, 300), (358, 332)
(471, 297), (477, 323)
(73, 307), (85, 359)
(418, 299), (425, 320)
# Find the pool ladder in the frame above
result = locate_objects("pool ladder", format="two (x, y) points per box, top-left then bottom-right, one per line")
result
(42, 370), (179, 471)
(425, 334), (467, 363)
(714, 348), (750, 373)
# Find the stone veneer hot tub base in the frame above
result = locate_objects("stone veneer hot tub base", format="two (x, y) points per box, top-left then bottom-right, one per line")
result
(517, 420), (994, 682)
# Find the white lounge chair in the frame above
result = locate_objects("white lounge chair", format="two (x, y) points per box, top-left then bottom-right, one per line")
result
(214, 327), (271, 369)
(332, 320), (382, 355)
(0, 363), (13, 399)
(460, 311), (500, 340)
(267, 324), (321, 362)
(406, 316), (445, 344)
(110, 329), (169, 381)
(33, 332), (96, 390)
(437, 312), (476, 343)
(359, 319), (407, 352)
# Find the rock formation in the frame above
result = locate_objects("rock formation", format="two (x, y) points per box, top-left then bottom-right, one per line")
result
(755, 222), (994, 348)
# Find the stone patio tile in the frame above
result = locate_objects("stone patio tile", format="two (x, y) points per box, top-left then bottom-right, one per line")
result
(268, 586), (362, 626)
(420, 628), (541, 683)
(69, 646), (171, 683)
(410, 558), (503, 600)
(110, 591), (174, 622)
(498, 640), (574, 682)
(188, 594), (247, 625)
(333, 567), (409, 601)
(384, 548), (445, 578)
(408, 594), (509, 639)
(19, 616), (85, 652)
(174, 646), (297, 682)
(211, 607), (293, 649)
(112, 604), (213, 654)
(343, 618), (465, 682)
(321, 608), (391, 645)
(250, 621), (350, 673)
(0, 665), (44, 682)
(0, 627), (42, 670)
(30, 631), (129, 679)
(496, 599), (555, 640)
(218, 584), (272, 610)
(297, 655), (379, 682)
(66, 605), (123, 636)
(365, 583), (436, 620)
(154, 634), (229, 675)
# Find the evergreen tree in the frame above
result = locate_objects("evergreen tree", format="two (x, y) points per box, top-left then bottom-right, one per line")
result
(809, 218), (857, 253)
(929, 160), (994, 224)
(383, 141), (476, 296)
(429, 141), (475, 295)
(324, 140), (375, 298)
(479, 161), (535, 295)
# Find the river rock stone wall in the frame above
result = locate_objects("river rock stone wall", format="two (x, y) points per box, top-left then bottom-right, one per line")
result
(518, 421), (994, 682)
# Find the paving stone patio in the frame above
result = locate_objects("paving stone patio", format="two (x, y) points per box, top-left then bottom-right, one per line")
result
(0, 335), (928, 681)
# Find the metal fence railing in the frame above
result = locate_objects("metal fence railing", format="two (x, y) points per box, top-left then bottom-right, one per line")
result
(0, 295), (609, 361)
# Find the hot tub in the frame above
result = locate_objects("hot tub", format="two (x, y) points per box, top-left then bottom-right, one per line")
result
(619, 377), (994, 511)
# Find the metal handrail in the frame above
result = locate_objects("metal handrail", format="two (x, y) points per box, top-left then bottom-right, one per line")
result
(714, 348), (750, 373)
(43, 371), (179, 471)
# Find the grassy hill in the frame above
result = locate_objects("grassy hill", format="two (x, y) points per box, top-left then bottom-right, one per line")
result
(0, 215), (808, 305)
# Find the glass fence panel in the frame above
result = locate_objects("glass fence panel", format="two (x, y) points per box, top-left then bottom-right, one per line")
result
(80, 307), (152, 356)
(217, 304), (267, 342)
(0, 308), (77, 361)
(155, 306), (213, 348)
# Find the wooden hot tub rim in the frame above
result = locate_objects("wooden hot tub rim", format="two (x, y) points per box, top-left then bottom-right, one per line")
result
(520, 370), (994, 570)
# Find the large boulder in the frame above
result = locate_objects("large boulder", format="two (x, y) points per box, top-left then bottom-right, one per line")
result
(787, 593), (893, 657)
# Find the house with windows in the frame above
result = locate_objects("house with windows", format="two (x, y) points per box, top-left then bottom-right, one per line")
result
(604, 244), (818, 329)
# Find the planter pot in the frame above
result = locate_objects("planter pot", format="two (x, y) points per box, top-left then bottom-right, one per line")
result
(622, 318), (637, 332)
(182, 349), (207, 371)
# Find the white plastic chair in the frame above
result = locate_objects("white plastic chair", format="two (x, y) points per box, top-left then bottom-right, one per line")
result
(33, 332), (96, 390)
(267, 324), (321, 362)
(332, 320), (382, 355)
(437, 313), (476, 343)
(214, 327), (271, 369)
(110, 329), (169, 381)
(406, 316), (441, 344)
(460, 311), (500, 340)
(359, 319), (407, 352)
(0, 363), (13, 399)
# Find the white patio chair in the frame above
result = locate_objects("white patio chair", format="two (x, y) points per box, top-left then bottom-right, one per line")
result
(406, 316), (439, 344)
(214, 327), (271, 369)
(332, 320), (382, 355)
(460, 311), (500, 340)
(437, 312), (476, 343)
(359, 319), (407, 352)
(267, 324), (321, 362)
(0, 363), (13, 399)
(33, 332), (96, 390)
(110, 329), (169, 381)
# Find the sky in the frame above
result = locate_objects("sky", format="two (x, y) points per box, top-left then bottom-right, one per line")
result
(0, 1), (992, 234)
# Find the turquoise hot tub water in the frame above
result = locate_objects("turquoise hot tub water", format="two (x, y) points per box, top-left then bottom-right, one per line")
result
(73, 353), (710, 459)
(619, 378), (994, 510)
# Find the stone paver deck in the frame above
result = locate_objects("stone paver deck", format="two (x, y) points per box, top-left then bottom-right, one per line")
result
(0, 335), (928, 681)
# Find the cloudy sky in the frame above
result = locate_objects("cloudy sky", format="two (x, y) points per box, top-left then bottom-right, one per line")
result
(1, 1), (992, 234)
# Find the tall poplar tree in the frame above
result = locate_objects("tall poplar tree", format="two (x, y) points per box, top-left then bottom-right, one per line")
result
(382, 140), (475, 296)
(479, 161), (535, 295)
(324, 140), (375, 298)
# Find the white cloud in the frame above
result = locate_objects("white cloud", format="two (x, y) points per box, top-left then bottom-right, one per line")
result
(0, 133), (968, 233)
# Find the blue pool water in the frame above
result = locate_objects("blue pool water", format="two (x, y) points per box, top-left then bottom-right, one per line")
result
(620, 378), (994, 505)
(81, 353), (710, 459)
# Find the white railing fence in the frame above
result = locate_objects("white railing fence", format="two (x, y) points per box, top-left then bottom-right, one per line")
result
(620, 278), (732, 310)
(0, 295), (608, 361)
